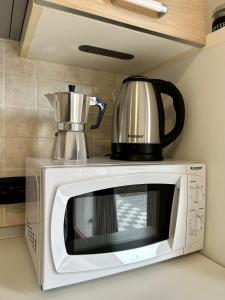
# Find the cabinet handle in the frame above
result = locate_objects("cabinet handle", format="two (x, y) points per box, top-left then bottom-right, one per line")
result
(111, 0), (168, 15)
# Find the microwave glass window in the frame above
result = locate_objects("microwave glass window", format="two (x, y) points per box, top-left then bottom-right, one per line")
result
(64, 184), (175, 255)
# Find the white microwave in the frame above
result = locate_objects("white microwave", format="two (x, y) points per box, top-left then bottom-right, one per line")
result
(25, 158), (206, 290)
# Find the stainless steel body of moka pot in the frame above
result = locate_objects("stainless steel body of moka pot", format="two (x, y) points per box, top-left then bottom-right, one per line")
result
(111, 76), (185, 161)
(46, 85), (107, 160)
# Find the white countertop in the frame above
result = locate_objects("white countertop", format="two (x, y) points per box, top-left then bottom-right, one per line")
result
(1, 237), (225, 299)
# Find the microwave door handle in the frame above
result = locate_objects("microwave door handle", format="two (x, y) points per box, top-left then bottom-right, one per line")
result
(168, 187), (180, 248)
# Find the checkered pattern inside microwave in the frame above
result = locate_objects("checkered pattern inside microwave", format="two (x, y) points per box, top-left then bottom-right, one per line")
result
(116, 196), (147, 232)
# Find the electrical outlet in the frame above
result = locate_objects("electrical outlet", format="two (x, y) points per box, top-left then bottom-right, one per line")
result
(0, 177), (25, 205)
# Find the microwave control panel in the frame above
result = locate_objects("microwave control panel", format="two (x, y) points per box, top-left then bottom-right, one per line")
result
(186, 175), (205, 247)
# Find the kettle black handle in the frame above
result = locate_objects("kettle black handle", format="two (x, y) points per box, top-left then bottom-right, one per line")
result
(150, 79), (185, 148)
(91, 97), (107, 129)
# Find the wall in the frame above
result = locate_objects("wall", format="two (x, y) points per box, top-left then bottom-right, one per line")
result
(0, 0), (219, 236)
(145, 37), (225, 266)
(0, 38), (126, 232)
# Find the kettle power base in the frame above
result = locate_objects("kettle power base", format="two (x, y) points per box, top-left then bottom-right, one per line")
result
(111, 143), (163, 161)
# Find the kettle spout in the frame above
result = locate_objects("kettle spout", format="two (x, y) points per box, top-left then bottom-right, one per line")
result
(45, 94), (55, 107)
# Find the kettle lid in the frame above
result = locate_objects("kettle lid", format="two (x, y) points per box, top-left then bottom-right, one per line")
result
(123, 76), (151, 84)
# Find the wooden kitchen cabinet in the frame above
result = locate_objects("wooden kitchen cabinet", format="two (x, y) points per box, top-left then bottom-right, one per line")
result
(40, 0), (206, 46)
(20, 0), (205, 74)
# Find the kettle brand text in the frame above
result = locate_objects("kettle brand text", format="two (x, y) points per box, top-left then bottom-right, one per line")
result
(128, 134), (144, 139)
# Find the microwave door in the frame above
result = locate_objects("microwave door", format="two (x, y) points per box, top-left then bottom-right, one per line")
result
(63, 184), (175, 256)
(51, 173), (186, 273)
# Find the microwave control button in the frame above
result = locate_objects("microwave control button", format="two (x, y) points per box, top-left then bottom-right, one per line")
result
(189, 177), (205, 204)
(188, 208), (204, 244)
(188, 209), (196, 239)
(196, 185), (205, 203)
(196, 208), (205, 230)
(195, 215), (202, 232)
(189, 186), (196, 203)
(196, 187), (201, 203)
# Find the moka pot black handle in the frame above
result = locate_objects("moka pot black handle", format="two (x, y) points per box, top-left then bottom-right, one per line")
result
(91, 97), (107, 129)
(150, 79), (185, 148)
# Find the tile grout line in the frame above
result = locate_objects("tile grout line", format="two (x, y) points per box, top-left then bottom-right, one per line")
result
(5, 137), (55, 140)
(0, 38), (6, 228)
(36, 60), (38, 118)
(0, 40), (5, 224)
(2, 205), (6, 227)
(2, 40), (6, 173)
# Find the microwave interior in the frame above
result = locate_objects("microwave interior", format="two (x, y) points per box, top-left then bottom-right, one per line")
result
(64, 184), (176, 255)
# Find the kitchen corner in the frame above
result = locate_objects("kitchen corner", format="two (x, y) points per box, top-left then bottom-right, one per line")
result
(1, 0), (225, 298)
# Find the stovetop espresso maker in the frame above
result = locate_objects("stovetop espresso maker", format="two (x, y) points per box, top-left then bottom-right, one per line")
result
(46, 85), (107, 160)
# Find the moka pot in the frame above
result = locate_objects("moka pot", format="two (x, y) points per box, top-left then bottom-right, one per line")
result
(46, 85), (107, 160)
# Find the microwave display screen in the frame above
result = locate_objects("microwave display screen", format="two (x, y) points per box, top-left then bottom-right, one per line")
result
(64, 184), (175, 255)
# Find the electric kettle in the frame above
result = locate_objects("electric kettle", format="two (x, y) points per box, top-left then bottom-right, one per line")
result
(111, 76), (185, 161)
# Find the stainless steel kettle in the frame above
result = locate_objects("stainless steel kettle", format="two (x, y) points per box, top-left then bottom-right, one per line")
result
(111, 76), (185, 161)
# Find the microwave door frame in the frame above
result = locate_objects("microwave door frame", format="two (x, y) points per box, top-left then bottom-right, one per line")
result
(50, 173), (187, 274)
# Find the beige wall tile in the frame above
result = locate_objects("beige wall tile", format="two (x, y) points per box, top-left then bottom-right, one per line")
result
(93, 140), (111, 156)
(0, 73), (3, 104)
(0, 169), (4, 177)
(32, 138), (54, 159)
(0, 206), (5, 227)
(38, 61), (68, 81)
(5, 138), (32, 168)
(87, 137), (93, 158)
(0, 138), (4, 168)
(0, 106), (3, 136)
(37, 109), (55, 138)
(5, 41), (37, 76)
(68, 66), (93, 85)
(5, 138), (54, 168)
(86, 113), (97, 139)
(116, 74), (129, 88)
(5, 107), (37, 137)
(38, 78), (66, 109)
(5, 203), (25, 226)
(0, 40), (3, 72)
(93, 115), (112, 140)
(4, 169), (25, 177)
(87, 114), (112, 140)
(5, 74), (37, 107)
(94, 70), (117, 88)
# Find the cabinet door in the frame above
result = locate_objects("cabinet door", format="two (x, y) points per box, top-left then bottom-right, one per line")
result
(43, 0), (206, 46)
